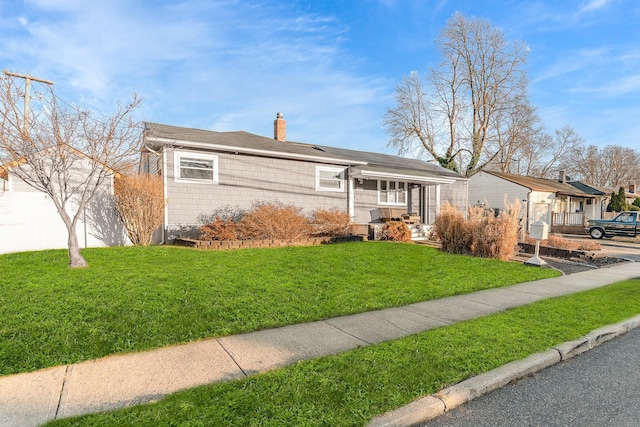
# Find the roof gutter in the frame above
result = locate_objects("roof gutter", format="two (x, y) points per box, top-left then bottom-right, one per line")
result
(145, 136), (367, 166)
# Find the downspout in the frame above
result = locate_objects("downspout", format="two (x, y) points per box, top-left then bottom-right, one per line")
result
(162, 147), (168, 245)
(83, 205), (87, 248)
(347, 167), (355, 222)
(523, 190), (531, 240)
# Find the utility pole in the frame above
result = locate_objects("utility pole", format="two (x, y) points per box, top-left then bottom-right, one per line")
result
(3, 71), (54, 134)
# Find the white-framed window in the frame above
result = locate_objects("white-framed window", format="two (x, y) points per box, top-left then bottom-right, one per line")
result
(316, 166), (345, 192)
(378, 180), (407, 205)
(174, 151), (218, 184)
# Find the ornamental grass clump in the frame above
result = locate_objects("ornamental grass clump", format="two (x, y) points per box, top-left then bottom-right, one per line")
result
(435, 201), (521, 260)
(433, 203), (472, 254)
(470, 200), (520, 260)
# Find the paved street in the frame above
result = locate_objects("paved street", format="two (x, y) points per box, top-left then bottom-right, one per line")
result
(597, 239), (640, 262)
(424, 328), (640, 427)
(561, 234), (640, 262)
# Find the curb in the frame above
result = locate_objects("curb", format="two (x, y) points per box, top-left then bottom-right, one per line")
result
(367, 314), (640, 427)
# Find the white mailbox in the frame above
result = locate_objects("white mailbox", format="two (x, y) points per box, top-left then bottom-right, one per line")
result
(529, 220), (549, 240)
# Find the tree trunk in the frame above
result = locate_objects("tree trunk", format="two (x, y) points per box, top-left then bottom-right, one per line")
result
(67, 229), (88, 268)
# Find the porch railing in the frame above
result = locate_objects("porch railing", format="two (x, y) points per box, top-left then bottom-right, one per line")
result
(552, 211), (585, 226)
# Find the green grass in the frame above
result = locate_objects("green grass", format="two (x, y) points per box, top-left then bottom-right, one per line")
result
(47, 279), (640, 426)
(0, 242), (559, 375)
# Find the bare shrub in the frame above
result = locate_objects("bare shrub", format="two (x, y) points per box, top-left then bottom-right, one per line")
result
(114, 174), (166, 246)
(200, 218), (238, 241)
(576, 240), (601, 251)
(545, 234), (579, 251)
(435, 201), (520, 260)
(380, 221), (412, 242)
(310, 208), (351, 237)
(198, 205), (246, 224)
(239, 201), (311, 240)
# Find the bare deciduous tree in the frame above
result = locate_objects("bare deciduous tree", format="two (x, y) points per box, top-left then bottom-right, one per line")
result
(569, 145), (640, 188)
(0, 72), (142, 267)
(487, 124), (584, 178)
(114, 174), (165, 246)
(384, 13), (529, 176)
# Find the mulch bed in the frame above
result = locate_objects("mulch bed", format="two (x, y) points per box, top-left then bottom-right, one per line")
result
(540, 256), (628, 275)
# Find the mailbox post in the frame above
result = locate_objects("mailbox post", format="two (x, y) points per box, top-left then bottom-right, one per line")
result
(525, 220), (549, 267)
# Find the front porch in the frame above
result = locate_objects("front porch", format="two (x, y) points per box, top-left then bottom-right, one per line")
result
(364, 208), (434, 241)
(551, 211), (587, 234)
(347, 165), (467, 241)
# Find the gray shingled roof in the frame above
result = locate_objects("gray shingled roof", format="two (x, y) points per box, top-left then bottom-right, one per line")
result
(144, 122), (341, 160)
(485, 171), (594, 197)
(143, 122), (464, 179)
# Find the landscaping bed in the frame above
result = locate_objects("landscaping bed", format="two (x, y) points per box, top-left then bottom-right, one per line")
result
(518, 242), (627, 269)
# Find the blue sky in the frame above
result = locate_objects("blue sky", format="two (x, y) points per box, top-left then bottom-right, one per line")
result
(1, 0), (638, 155)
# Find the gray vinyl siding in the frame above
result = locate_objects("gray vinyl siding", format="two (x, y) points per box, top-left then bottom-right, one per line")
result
(353, 179), (381, 223)
(165, 148), (348, 228)
(140, 151), (161, 175)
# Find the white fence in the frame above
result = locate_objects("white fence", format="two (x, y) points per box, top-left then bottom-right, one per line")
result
(0, 191), (130, 255)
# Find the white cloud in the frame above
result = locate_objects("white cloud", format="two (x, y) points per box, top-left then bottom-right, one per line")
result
(578, 0), (611, 14)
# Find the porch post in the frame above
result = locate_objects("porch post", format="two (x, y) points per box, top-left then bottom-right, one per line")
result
(435, 184), (441, 218)
(419, 185), (425, 223)
(348, 177), (355, 221)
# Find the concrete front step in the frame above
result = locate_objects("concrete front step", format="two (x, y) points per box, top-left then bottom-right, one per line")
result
(409, 224), (432, 241)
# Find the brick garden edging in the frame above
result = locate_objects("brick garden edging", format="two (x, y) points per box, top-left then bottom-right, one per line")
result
(175, 235), (366, 250)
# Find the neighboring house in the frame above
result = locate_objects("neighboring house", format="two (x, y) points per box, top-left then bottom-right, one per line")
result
(568, 181), (610, 216)
(0, 154), (129, 255)
(141, 114), (469, 242)
(626, 184), (639, 204)
(469, 170), (606, 234)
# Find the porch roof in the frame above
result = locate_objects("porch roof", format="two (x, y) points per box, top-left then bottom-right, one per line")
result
(568, 181), (608, 196)
(350, 165), (457, 184)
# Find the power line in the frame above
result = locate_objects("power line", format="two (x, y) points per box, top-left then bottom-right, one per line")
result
(3, 71), (54, 134)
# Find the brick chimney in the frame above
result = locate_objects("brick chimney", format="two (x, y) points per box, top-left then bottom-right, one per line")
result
(274, 112), (286, 142)
(558, 170), (567, 184)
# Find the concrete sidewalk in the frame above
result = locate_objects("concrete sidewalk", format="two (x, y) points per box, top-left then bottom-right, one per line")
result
(2, 262), (640, 427)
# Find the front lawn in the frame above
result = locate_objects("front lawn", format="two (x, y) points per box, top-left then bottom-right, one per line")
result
(0, 242), (559, 375)
(48, 279), (640, 426)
